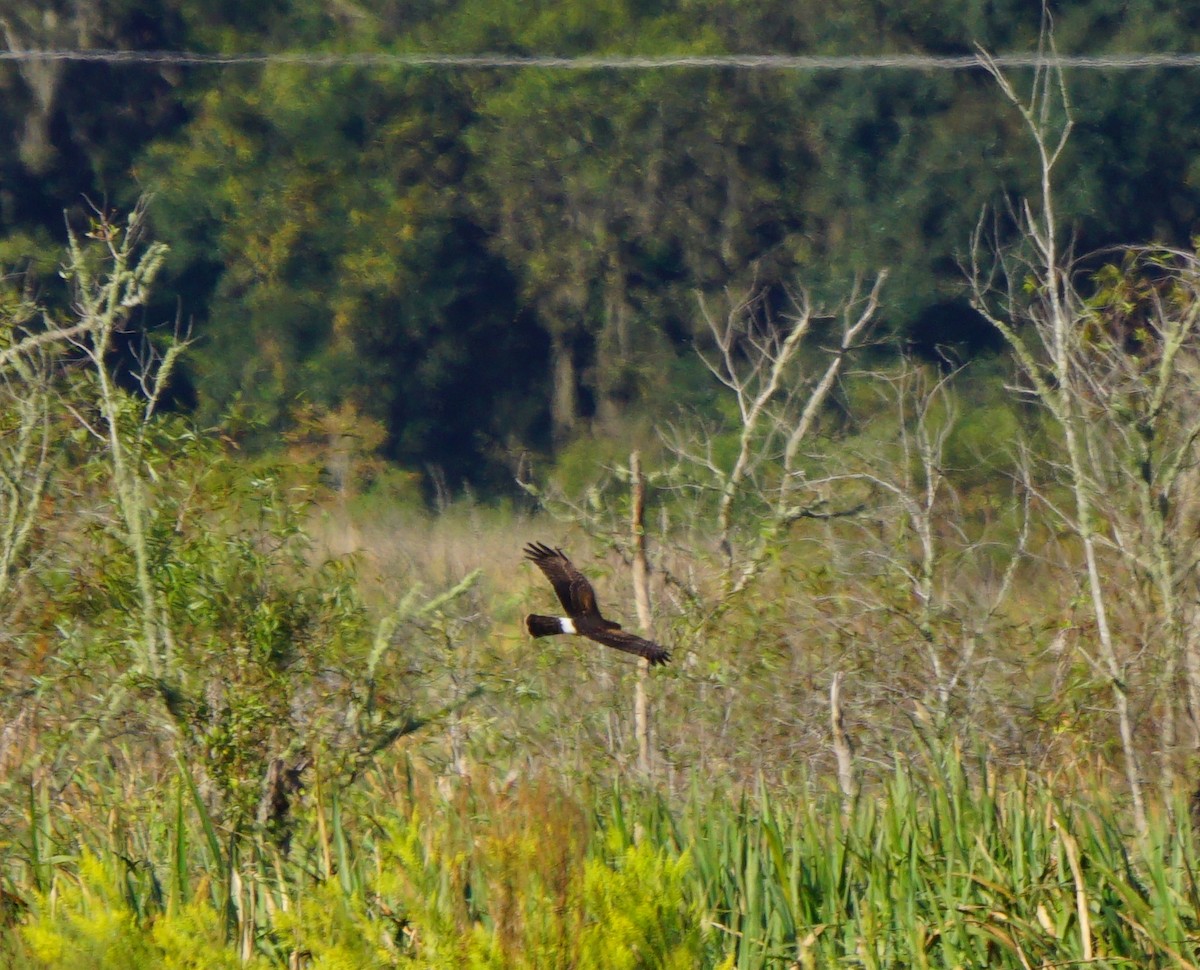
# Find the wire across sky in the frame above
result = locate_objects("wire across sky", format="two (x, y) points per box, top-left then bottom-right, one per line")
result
(1, 49), (1199, 70)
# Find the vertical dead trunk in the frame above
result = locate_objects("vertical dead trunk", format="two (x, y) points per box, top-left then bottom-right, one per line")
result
(830, 672), (856, 815)
(595, 257), (631, 434)
(549, 331), (577, 444)
(972, 45), (1148, 833)
(630, 450), (652, 777)
(0, 3), (102, 176)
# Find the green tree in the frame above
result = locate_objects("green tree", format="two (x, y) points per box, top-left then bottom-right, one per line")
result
(142, 51), (547, 487)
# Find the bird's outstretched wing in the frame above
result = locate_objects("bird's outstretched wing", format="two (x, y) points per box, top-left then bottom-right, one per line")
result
(584, 626), (671, 666)
(523, 541), (600, 618)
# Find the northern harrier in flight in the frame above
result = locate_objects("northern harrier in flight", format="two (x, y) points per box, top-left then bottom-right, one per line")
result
(523, 541), (671, 666)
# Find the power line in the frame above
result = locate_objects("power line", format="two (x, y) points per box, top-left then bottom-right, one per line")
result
(1, 48), (1200, 70)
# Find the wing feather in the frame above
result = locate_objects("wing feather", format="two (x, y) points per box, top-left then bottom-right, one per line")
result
(523, 541), (600, 618)
(584, 627), (671, 666)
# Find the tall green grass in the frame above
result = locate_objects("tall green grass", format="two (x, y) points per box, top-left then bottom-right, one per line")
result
(4, 744), (1200, 968)
(621, 746), (1200, 968)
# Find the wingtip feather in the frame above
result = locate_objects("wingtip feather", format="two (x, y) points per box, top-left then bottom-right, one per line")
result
(523, 540), (558, 562)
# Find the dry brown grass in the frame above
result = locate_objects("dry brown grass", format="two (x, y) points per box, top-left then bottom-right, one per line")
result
(308, 500), (538, 599)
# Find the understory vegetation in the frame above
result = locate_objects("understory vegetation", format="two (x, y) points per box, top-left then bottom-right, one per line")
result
(10, 754), (1200, 968)
(6, 211), (1200, 967)
(6, 26), (1200, 970)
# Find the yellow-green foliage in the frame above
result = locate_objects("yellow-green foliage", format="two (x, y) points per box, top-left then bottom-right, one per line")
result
(21, 852), (262, 970)
(577, 835), (702, 970)
(375, 810), (472, 966)
(22, 853), (154, 969)
(371, 802), (705, 969)
(147, 899), (264, 970)
(272, 880), (398, 970)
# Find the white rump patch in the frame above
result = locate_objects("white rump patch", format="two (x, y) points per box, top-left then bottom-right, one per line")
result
(559, 617), (577, 634)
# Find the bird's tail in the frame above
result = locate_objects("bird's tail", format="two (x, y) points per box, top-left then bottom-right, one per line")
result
(526, 614), (566, 638)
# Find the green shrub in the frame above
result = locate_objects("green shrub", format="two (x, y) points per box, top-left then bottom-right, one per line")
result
(272, 880), (399, 970)
(578, 835), (703, 970)
(21, 853), (263, 970)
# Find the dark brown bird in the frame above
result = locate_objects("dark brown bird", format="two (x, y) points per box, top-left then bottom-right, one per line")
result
(523, 541), (671, 666)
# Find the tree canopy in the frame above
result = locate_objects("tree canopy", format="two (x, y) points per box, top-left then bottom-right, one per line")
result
(2, 0), (1198, 492)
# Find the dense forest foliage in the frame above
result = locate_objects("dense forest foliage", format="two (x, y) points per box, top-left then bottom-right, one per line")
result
(3, 0), (1200, 491)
